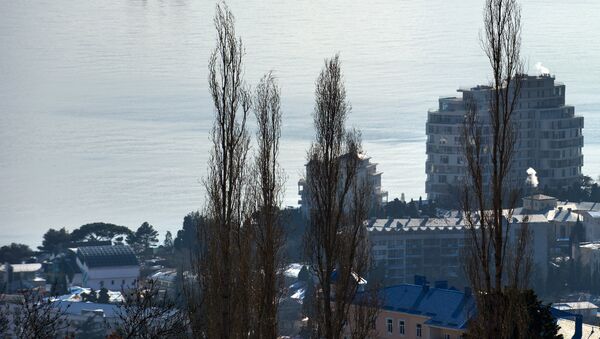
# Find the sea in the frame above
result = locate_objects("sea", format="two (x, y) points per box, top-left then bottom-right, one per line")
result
(1, 0), (599, 247)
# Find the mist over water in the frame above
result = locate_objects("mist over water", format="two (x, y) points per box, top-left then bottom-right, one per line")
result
(1, 0), (599, 246)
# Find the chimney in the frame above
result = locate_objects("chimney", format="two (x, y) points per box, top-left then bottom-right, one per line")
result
(573, 314), (582, 339)
(434, 280), (448, 289)
(414, 275), (427, 286)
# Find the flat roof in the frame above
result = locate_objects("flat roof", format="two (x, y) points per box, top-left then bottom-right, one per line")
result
(0, 263), (42, 273)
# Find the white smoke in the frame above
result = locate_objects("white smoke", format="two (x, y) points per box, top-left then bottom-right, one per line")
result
(535, 62), (550, 75)
(526, 167), (539, 188)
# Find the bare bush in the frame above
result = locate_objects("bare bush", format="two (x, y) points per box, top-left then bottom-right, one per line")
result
(115, 279), (189, 339)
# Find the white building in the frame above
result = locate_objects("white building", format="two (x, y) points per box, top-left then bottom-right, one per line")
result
(0, 263), (45, 292)
(366, 195), (592, 287)
(52, 286), (123, 335)
(74, 245), (140, 290)
(367, 217), (468, 286)
(426, 74), (584, 202)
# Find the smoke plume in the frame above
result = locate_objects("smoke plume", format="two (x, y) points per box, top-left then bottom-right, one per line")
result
(535, 62), (550, 75)
(526, 167), (539, 188)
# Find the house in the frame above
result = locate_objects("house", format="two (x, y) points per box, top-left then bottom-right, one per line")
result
(150, 269), (178, 298)
(0, 263), (45, 292)
(348, 277), (475, 339)
(75, 245), (140, 290)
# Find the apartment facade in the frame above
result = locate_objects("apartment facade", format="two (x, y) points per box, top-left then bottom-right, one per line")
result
(426, 74), (583, 202)
(367, 218), (468, 286)
(366, 194), (583, 288)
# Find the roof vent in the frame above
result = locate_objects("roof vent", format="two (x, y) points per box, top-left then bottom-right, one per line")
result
(434, 280), (448, 289)
(414, 275), (428, 286)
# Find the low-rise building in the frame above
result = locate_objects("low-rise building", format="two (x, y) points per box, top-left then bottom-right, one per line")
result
(0, 263), (44, 292)
(348, 278), (475, 339)
(577, 242), (600, 283)
(366, 217), (468, 286)
(74, 245), (140, 290)
(366, 195), (589, 287)
(48, 286), (124, 336)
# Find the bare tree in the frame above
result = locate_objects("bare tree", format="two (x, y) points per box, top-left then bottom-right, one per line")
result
(0, 296), (10, 336)
(304, 54), (373, 339)
(191, 2), (253, 338)
(460, 0), (533, 337)
(8, 291), (70, 339)
(347, 286), (381, 339)
(115, 279), (189, 339)
(249, 72), (285, 339)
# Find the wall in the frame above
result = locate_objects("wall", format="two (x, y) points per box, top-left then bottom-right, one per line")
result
(346, 309), (465, 339)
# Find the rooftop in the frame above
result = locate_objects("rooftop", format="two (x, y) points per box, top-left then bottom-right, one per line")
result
(580, 242), (600, 250)
(356, 284), (475, 329)
(556, 318), (597, 338)
(54, 286), (124, 304)
(77, 245), (139, 268)
(524, 194), (557, 201)
(545, 209), (581, 223)
(588, 211), (600, 219)
(366, 218), (470, 232)
(558, 201), (600, 212)
(553, 301), (599, 311)
(0, 263), (42, 273)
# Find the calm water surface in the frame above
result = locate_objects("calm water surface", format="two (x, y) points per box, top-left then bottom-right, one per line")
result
(1, 0), (599, 246)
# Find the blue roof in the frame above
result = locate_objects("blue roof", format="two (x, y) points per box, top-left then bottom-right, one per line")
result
(357, 284), (475, 330)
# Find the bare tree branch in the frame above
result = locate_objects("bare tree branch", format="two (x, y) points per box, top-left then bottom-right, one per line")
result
(115, 279), (189, 339)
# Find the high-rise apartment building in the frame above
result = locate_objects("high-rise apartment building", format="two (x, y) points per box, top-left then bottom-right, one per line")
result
(298, 154), (388, 217)
(426, 74), (583, 202)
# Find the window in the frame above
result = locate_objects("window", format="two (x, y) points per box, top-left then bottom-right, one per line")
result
(387, 318), (393, 334)
(399, 320), (405, 335)
(445, 334), (451, 339)
(416, 324), (422, 337)
(122, 279), (126, 285)
(99, 280), (104, 287)
(111, 280), (114, 285)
